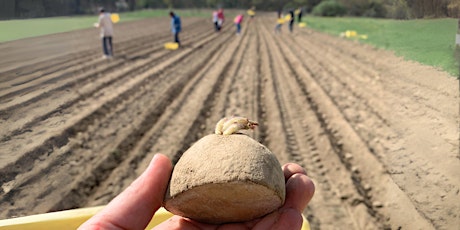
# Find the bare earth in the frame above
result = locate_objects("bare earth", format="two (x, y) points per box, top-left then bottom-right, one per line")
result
(0, 16), (458, 229)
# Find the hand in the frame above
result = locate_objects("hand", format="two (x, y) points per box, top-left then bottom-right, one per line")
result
(79, 154), (315, 230)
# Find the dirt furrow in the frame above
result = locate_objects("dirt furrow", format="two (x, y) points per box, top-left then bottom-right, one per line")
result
(0, 24), (216, 141)
(0, 51), (93, 84)
(83, 30), (242, 207)
(219, 26), (259, 123)
(0, 20), (211, 112)
(260, 21), (378, 229)
(0, 51), (171, 170)
(0, 25), (234, 218)
(256, 31), (290, 165)
(274, 25), (392, 230)
(0, 25), (222, 190)
(255, 24), (319, 229)
(265, 21), (437, 229)
(284, 33), (391, 164)
(0, 18), (204, 77)
(296, 27), (460, 229)
(0, 19), (207, 107)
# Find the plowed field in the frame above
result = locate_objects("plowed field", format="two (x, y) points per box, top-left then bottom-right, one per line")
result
(0, 16), (458, 229)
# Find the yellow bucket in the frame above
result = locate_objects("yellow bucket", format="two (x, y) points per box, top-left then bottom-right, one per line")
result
(164, 42), (179, 50)
(345, 30), (357, 38)
(0, 206), (310, 229)
(299, 22), (307, 28)
(111, 13), (120, 23)
(284, 14), (291, 21)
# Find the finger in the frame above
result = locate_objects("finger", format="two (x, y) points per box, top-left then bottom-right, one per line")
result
(152, 215), (221, 230)
(152, 215), (254, 230)
(282, 163), (307, 181)
(281, 173), (315, 213)
(251, 207), (302, 230)
(152, 216), (200, 230)
(79, 154), (173, 230)
(271, 208), (303, 230)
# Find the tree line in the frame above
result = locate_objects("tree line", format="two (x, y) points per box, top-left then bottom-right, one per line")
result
(0, 0), (457, 20)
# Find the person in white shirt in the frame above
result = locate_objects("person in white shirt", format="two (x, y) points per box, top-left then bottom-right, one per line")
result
(212, 10), (219, 31)
(94, 8), (114, 58)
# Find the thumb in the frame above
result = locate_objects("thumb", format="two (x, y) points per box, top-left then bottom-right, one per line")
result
(79, 154), (173, 230)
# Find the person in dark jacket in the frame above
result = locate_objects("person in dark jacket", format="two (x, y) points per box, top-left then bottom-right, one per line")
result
(169, 11), (181, 46)
(288, 9), (295, 33)
(297, 7), (303, 23)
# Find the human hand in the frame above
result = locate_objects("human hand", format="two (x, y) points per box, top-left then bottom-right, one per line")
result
(79, 154), (315, 230)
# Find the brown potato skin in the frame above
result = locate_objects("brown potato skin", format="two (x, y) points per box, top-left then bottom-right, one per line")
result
(164, 134), (286, 224)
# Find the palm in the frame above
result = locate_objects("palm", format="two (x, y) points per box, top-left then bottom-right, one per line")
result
(79, 155), (314, 230)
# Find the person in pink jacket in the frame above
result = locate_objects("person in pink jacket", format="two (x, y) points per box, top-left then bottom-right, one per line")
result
(234, 14), (244, 34)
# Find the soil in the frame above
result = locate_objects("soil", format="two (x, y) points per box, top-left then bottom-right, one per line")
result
(0, 15), (458, 229)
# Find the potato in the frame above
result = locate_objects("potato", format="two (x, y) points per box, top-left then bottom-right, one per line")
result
(163, 133), (285, 224)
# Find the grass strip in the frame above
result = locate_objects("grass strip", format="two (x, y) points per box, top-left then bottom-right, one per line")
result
(304, 16), (458, 77)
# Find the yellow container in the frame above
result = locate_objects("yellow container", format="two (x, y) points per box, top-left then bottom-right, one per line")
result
(111, 13), (120, 23)
(345, 30), (357, 38)
(0, 206), (310, 229)
(164, 42), (179, 50)
(284, 14), (291, 21)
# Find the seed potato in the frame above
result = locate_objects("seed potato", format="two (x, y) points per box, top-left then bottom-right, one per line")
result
(164, 132), (285, 224)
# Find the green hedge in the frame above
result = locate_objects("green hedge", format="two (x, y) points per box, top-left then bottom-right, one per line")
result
(312, 0), (346, 17)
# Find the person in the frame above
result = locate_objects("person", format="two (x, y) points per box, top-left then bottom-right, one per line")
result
(94, 7), (114, 59)
(297, 7), (303, 23)
(79, 154), (315, 230)
(289, 9), (295, 33)
(247, 6), (256, 22)
(274, 11), (284, 34)
(217, 8), (225, 31)
(212, 10), (219, 31)
(169, 11), (181, 47)
(234, 14), (244, 35)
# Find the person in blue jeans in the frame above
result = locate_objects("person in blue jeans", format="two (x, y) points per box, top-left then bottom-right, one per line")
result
(170, 11), (181, 47)
(234, 14), (244, 35)
(94, 8), (114, 58)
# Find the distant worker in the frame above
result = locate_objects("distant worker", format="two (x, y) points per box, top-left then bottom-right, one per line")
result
(274, 11), (284, 34)
(212, 10), (219, 31)
(217, 8), (225, 31)
(234, 14), (244, 35)
(94, 7), (114, 59)
(296, 7), (303, 23)
(247, 7), (255, 22)
(288, 9), (295, 33)
(169, 11), (181, 47)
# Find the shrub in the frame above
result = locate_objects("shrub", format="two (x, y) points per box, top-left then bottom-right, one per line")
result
(447, 0), (460, 18)
(312, 0), (346, 17)
(363, 1), (387, 18)
(386, 0), (410, 19)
